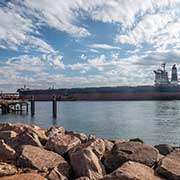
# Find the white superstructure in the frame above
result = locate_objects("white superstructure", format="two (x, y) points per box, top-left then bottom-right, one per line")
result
(154, 63), (169, 86)
(154, 63), (178, 86)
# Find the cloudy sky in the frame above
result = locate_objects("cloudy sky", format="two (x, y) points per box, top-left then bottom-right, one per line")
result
(0, 0), (180, 91)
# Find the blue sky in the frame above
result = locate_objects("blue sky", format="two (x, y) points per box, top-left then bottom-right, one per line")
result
(0, 0), (180, 91)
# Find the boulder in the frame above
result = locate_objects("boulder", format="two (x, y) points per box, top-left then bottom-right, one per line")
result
(70, 147), (105, 179)
(45, 134), (81, 155)
(66, 131), (88, 143)
(89, 138), (105, 159)
(8, 130), (43, 150)
(46, 167), (68, 180)
(0, 131), (17, 142)
(104, 141), (158, 171)
(69, 138), (105, 160)
(17, 145), (70, 175)
(0, 123), (47, 145)
(0, 139), (16, 160)
(0, 162), (17, 177)
(157, 151), (180, 180)
(104, 140), (114, 154)
(0, 123), (27, 134)
(154, 144), (173, 156)
(0, 173), (47, 180)
(99, 161), (163, 180)
(46, 127), (65, 137)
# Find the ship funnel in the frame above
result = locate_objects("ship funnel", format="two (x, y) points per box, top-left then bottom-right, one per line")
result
(171, 64), (178, 83)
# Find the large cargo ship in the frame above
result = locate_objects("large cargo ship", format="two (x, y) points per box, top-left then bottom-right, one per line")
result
(18, 64), (180, 101)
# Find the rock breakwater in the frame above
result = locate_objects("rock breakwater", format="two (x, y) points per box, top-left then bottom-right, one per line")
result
(0, 122), (179, 180)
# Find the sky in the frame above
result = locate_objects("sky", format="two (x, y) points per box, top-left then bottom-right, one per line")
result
(0, 0), (180, 91)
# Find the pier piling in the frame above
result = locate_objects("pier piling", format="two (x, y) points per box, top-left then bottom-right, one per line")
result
(26, 103), (29, 113)
(30, 96), (35, 116)
(52, 95), (57, 118)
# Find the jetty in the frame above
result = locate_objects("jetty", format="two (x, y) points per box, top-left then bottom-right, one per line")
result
(0, 93), (57, 117)
(0, 93), (28, 114)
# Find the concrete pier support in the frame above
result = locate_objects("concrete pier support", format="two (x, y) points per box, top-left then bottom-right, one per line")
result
(30, 96), (35, 116)
(52, 95), (57, 118)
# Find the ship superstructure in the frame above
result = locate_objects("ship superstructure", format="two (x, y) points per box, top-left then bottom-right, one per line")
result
(154, 63), (178, 86)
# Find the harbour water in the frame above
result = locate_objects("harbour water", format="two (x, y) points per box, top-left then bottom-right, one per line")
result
(0, 101), (180, 145)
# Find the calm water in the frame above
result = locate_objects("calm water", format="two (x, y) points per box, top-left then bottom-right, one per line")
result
(0, 101), (180, 145)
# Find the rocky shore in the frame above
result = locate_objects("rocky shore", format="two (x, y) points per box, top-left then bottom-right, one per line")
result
(0, 122), (179, 180)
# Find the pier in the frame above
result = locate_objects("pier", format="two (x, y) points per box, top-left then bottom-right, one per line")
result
(0, 93), (57, 117)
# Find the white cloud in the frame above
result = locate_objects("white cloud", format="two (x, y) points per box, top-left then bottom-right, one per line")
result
(68, 54), (151, 86)
(115, 1), (180, 51)
(89, 43), (121, 50)
(0, 54), (65, 91)
(0, 4), (55, 53)
(116, 12), (178, 45)
(16, 0), (90, 38)
(2, 0), (179, 53)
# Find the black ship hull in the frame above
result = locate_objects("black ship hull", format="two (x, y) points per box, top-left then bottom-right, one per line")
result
(18, 85), (180, 101)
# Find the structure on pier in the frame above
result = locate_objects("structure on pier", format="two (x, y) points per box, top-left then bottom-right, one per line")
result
(0, 93), (28, 114)
(0, 93), (57, 117)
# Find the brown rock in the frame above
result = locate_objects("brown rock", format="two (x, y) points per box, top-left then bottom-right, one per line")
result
(104, 139), (114, 154)
(0, 131), (17, 142)
(104, 141), (158, 171)
(17, 145), (70, 175)
(0, 162), (17, 177)
(70, 148), (105, 179)
(157, 154), (164, 162)
(157, 151), (180, 180)
(154, 144), (173, 156)
(89, 138), (105, 159)
(0, 173), (47, 180)
(46, 126), (65, 137)
(45, 134), (81, 155)
(66, 131), (88, 143)
(0, 123), (28, 133)
(70, 138), (105, 160)
(46, 167), (68, 180)
(75, 177), (91, 180)
(99, 161), (163, 180)
(0, 123), (47, 145)
(30, 125), (48, 145)
(16, 130), (43, 148)
(0, 139), (16, 160)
